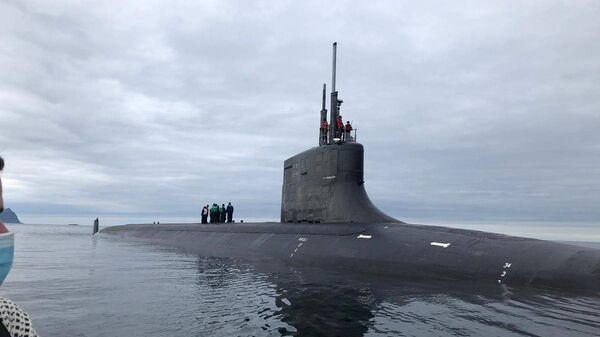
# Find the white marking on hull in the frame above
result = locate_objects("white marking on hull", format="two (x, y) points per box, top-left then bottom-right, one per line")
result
(357, 234), (372, 239)
(291, 236), (309, 258)
(430, 242), (451, 248)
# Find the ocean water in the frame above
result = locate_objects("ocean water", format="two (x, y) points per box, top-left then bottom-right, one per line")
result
(0, 224), (598, 337)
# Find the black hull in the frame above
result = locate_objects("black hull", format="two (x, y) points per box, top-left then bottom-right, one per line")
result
(102, 222), (600, 291)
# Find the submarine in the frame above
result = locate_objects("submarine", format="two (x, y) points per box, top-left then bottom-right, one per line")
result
(103, 43), (600, 291)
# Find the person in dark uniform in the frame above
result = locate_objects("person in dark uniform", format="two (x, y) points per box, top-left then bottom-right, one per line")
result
(201, 205), (208, 224)
(226, 202), (234, 223)
(220, 204), (226, 223)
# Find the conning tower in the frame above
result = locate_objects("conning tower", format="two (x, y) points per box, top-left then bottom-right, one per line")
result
(281, 43), (400, 224)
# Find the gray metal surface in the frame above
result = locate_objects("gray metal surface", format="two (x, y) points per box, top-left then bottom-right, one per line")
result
(102, 221), (600, 291)
(281, 142), (399, 223)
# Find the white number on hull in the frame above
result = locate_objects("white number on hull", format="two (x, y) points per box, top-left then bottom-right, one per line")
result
(497, 262), (513, 284)
(291, 237), (309, 257)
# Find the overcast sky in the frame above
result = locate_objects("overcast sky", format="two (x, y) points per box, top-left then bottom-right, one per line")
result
(1, 0), (599, 230)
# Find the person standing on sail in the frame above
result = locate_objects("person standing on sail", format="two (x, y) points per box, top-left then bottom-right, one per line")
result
(320, 119), (329, 144)
(336, 115), (344, 139)
(344, 121), (353, 141)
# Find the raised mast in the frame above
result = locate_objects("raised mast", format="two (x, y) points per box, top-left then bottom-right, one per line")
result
(329, 42), (339, 144)
(319, 83), (327, 146)
(331, 42), (337, 93)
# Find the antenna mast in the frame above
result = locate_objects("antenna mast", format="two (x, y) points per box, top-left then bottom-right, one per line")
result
(319, 83), (327, 145)
(329, 42), (339, 144)
(332, 42), (337, 93)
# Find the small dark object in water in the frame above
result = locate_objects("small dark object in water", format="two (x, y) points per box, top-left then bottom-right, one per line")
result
(92, 218), (99, 235)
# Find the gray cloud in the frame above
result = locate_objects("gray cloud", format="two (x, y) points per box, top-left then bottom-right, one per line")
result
(1, 0), (599, 228)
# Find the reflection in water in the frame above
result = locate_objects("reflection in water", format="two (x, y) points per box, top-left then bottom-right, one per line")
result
(194, 259), (378, 337)
(274, 282), (376, 336)
(1, 225), (599, 337)
(194, 257), (600, 337)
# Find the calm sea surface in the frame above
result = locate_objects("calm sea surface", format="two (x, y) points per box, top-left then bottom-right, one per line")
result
(1, 224), (599, 337)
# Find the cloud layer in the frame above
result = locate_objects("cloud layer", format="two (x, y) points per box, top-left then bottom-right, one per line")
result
(1, 0), (599, 226)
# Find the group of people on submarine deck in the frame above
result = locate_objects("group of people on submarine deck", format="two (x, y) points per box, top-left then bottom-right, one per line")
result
(320, 116), (353, 144)
(201, 202), (234, 224)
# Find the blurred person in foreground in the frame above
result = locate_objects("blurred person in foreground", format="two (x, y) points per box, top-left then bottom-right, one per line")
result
(0, 156), (38, 337)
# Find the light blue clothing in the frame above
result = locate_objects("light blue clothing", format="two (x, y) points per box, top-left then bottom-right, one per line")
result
(0, 232), (14, 286)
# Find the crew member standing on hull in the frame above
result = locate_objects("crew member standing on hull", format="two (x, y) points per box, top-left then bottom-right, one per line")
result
(210, 204), (218, 223)
(201, 205), (208, 224)
(226, 202), (234, 223)
(320, 119), (329, 144)
(220, 204), (226, 223)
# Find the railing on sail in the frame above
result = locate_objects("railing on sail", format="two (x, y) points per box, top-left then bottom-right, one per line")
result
(341, 128), (357, 143)
(322, 127), (356, 144)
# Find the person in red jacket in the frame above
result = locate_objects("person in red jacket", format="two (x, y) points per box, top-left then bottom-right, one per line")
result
(336, 116), (344, 138)
(344, 121), (353, 141)
(320, 118), (329, 144)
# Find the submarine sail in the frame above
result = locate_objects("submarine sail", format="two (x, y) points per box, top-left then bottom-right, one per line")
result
(281, 42), (398, 224)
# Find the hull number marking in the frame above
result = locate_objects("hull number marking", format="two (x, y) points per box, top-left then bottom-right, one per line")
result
(291, 237), (309, 258)
(497, 261), (512, 284)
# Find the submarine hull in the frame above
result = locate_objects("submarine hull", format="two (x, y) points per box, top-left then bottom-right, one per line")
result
(102, 222), (600, 291)
(102, 142), (600, 291)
